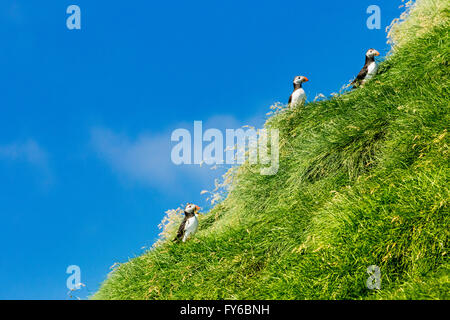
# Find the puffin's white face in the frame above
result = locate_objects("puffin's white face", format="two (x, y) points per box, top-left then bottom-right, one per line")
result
(366, 49), (380, 58)
(185, 203), (200, 214)
(293, 76), (309, 85)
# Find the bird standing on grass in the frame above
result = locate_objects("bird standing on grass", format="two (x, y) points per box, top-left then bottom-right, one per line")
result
(173, 203), (200, 242)
(351, 48), (380, 88)
(289, 76), (309, 108)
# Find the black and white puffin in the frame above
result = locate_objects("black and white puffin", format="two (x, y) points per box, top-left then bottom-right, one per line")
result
(288, 76), (309, 107)
(351, 48), (380, 88)
(173, 203), (200, 242)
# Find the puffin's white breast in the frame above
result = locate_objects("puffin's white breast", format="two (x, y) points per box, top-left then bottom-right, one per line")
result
(182, 215), (199, 242)
(365, 61), (378, 80)
(291, 88), (306, 107)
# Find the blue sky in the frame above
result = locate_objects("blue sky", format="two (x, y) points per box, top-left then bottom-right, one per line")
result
(0, 0), (403, 299)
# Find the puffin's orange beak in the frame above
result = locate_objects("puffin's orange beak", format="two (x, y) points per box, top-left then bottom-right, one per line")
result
(304, 77), (309, 82)
(375, 51), (380, 56)
(195, 205), (200, 212)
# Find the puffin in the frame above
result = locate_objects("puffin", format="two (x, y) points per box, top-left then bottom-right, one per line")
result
(173, 203), (200, 242)
(351, 48), (380, 88)
(288, 76), (309, 107)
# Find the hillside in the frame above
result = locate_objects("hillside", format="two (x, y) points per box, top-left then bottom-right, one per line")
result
(94, 0), (449, 300)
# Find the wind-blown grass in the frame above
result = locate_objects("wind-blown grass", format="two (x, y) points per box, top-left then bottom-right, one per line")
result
(93, 0), (449, 300)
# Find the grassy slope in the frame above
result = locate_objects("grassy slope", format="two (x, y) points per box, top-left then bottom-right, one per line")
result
(94, 0), (449, 300)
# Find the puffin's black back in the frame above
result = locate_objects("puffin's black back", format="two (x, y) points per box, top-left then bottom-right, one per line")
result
(173, 210), (195, 242)
(352, 55), (376, 88)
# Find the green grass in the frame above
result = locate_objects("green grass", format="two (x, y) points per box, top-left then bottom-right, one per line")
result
(93, 0), (449, 300)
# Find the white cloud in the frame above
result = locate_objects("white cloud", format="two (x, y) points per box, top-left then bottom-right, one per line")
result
(0, 140), (48, 167)
(0, 139), (53, 187)
(90, 127), (177, 188)
(90, 114), (263, 191)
